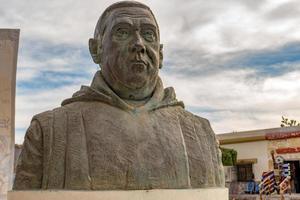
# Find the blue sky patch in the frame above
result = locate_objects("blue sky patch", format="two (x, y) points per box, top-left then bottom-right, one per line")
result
(232, 42), (300, 76)
(17, 70), (93, 91)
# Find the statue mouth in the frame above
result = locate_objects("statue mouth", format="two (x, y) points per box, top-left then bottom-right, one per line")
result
(130, 60), (147, 73)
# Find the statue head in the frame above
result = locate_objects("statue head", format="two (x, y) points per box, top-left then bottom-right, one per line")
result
(89, 1), (163, 100)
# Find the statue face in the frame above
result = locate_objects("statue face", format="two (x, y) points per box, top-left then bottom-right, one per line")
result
(99, 7), (161, 100)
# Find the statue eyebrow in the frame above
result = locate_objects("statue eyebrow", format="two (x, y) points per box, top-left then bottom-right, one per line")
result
(110, 16), (133, 28)
(111, 22), (132, 33)
(141, 23), (157, 30)
(113, 22), (132, 28)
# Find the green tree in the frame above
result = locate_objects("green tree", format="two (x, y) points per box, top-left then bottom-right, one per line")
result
(281, 116), (300, 127)
(220, 147), (237, 166)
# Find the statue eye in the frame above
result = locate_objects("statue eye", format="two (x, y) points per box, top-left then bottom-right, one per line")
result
(114, 28), (130, 40)
(142, 29), (156, 42)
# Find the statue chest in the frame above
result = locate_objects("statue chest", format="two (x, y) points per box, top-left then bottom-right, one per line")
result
(81, 104), (190, 189)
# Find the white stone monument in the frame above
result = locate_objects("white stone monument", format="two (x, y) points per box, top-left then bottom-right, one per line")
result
(0, 29), (19, 200)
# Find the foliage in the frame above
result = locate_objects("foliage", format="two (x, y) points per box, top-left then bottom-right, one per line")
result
(281, 116), (300, 127)
(220, 147), (237, 166)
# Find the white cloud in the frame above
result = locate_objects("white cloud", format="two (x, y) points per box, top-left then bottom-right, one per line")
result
(152, 0), (300, 55)
(263, 71), (300, 99)
(1, 0), (300, 53)
(161, 62), (300, 134)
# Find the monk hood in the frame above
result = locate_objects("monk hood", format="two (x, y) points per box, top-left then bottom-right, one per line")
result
(62, 70), (184, 112)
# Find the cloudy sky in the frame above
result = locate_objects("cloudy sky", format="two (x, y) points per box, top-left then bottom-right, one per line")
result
(1, 0), (300, 144)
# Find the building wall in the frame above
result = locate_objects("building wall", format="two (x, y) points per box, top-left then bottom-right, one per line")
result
(221, 140), (269, 181)
(268, 137), (300, 168)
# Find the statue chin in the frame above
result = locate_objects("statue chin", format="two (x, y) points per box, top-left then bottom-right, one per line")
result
(102, 69), (157, 100)
(116, 79), (157, 100)
(124, 76), (148, 89)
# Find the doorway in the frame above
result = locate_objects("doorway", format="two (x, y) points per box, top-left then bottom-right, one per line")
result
(285, 161), (300, 193)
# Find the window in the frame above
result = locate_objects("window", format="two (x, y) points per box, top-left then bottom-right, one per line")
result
(236, 164), (253, 182)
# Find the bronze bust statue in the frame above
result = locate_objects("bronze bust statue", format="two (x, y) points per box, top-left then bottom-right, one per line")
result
(14, 1), (224, 190)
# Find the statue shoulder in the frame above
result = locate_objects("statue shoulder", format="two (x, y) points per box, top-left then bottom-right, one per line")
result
(179, 109), (212, 128)
(193, 114), (212, 129)
(32, 110), (53, 122)
(178, 109), (216, 140)
(31, 106), (69, 129)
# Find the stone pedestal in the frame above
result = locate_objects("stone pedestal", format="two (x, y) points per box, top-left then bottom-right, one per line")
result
(8, 188), (228, 200)
(0, 29), (20, 200)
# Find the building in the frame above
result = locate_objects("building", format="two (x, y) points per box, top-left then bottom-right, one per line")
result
(217, 126), (300, 195)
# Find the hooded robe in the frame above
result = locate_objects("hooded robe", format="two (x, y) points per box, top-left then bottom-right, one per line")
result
(14, 71), (224, 190)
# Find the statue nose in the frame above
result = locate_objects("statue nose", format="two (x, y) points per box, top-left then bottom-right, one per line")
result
(131, 34), (145, 54)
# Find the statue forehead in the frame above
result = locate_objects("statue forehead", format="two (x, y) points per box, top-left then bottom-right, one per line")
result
(105, 7), (157, 26)
(94, 3), (160, 39)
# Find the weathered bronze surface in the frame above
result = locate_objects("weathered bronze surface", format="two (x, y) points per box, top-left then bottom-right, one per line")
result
(14, 1), (224, 190)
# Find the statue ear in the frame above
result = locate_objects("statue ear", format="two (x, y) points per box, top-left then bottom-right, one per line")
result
(159, 44), (163, 69)
(89, 38), (101, 64)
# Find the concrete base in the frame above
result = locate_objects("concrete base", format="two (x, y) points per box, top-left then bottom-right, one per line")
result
(8, 188), (228, 200)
